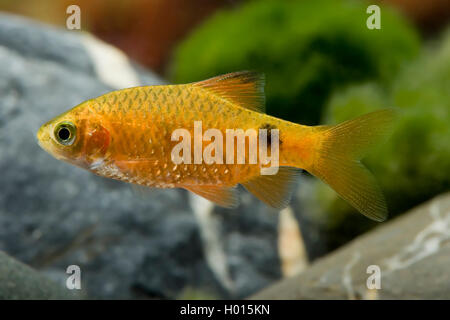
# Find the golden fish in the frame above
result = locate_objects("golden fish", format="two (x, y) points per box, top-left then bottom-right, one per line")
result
(37, 71), (394, 221)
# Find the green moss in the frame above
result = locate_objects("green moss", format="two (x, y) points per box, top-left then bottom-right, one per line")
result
(170, 0), (419, 124)
(322, 28), (450, 219)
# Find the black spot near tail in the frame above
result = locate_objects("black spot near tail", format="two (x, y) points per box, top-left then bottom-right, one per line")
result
(259, 123), (282, 146)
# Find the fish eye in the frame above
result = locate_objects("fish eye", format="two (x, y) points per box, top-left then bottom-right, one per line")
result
(54, 122), (76, 146)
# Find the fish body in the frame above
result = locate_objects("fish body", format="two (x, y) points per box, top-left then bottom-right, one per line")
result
(37, 72), (394, 221)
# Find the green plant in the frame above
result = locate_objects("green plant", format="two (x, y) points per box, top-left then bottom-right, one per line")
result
(171, 0), (419, 124)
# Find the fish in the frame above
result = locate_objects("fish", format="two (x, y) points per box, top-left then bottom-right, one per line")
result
(37, 71), (394, 221)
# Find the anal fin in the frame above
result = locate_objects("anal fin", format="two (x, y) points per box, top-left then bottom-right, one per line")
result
(185, 185), (239, 208)
(242, 167), (301, 210)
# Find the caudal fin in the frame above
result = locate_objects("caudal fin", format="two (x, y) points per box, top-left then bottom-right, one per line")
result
(308, 110), (395, 221)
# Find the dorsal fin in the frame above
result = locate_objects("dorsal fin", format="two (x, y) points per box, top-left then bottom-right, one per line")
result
(192, 71), (265, 113)
(242, 167), (301, 210)
(185, 185), (239, 208)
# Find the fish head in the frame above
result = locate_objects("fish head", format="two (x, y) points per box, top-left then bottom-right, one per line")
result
(37, 103), (111, 170)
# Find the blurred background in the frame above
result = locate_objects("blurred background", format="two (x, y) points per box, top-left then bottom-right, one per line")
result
(0, 0), (449, 299)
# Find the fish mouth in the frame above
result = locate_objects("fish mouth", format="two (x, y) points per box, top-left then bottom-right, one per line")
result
(36, 125), (58, 157)
(37, 138), (45, 150)
(36, 126), (49, 150)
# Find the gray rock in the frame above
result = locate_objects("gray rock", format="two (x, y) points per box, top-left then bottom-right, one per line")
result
(214, 196), (282, 298)
(0, 13), (94, 75)
(251, 192), (450, 299)
(0, 13), (283, 299)
(0, 250), (79, 299)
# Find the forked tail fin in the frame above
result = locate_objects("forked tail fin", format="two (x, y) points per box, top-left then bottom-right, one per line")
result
(308, 110), (396, 221)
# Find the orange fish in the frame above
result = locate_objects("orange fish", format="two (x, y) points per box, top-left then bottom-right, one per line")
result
(37, 71), (394, 221)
